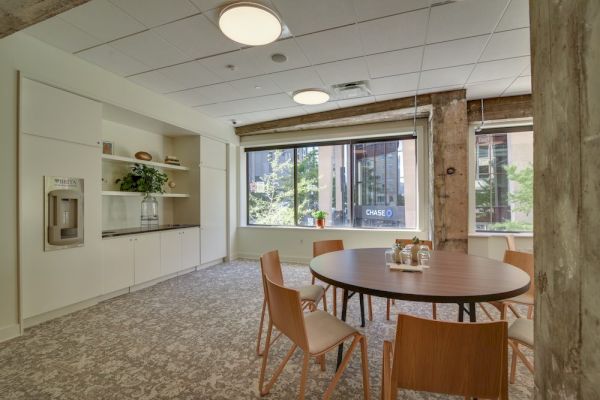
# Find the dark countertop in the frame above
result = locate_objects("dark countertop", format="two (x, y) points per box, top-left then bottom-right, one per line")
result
(102, 224), (199, 238)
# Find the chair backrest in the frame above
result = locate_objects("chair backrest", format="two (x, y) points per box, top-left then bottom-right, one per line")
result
(503, 250), (534, 298)
(390, 314), (507, 399)
(260, 249), (284, 286)
(313, 239), (344, 257)
(504, 234), (517, 251)
(264, 275), (309, 350)
(395, 239), (434, 249)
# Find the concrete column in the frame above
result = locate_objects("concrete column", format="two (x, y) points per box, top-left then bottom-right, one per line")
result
(530, 0), (600, 398)
(430, 90), (468, 252)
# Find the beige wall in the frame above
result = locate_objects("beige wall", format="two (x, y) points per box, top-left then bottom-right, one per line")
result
(0, 32), (235, 341)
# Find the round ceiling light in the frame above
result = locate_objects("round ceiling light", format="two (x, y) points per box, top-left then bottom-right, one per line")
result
(293, 89), (330, 105)
(219, 2), (282, 46)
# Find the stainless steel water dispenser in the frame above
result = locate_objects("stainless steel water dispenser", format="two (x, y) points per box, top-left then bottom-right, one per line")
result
(44, 176), (84, 251)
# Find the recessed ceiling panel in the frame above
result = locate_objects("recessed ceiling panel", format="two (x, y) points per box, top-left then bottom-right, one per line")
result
(25, 17), (101, 53)
(419, 64), (473, 89)
(503, 75), (531, 96)
(296, 25), (364, 64)
(271, 0), (356, 36)
(480, 28), (530, 62)
(128, 70), (186, 93)
(109, 0), (199, 28)
(366, 47), (423, 79)
(358, 9), (428, 55)
(465, 78), (514, 100)
(229, 76), (282, 97)
(167, 82), (242, 106)
(245, 38), (310, 74)
(199, 50), (263, 80)
(111, 30), (193, 69)
(315, 58), (370, 86)
(370, 73), (420, 95)
(77, 44), (149, 76)
(468, 56), (529, 83)
(157, 61), (224, 89)
(270, 67), (325, 92)
(352, 0), (431, 22)
(496, 0), (529, 31)
(422, 35), (488, 70)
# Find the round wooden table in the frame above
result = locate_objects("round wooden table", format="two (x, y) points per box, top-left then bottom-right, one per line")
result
(309, 248), (531, 368)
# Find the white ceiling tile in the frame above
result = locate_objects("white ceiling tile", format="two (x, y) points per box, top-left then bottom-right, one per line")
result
(128, 70), (186, 93)
(375, 91), (417, 102)
(199, 51), (263, 80)
(496, 0), (529, 31)
(158, 61), (223, 89)
(229, 76), (282, 97)
(480, 28), (530, 62)
(189, 0), (228, 12)
(503, 75), (531, 96)
(270, 67), (325, 92)
(427, 0), (509, 43)
(315, 58), (370, 85)
(77, 44), (149, 76)
(337, 96), (376, 108)
(167, 82), (242, 106)
(197, 93), (296, 116)
(369, 73), (419, 95)
(468, 57), (529, 83)
(296, 25), (364, 64)
(153, 14), (240, 59)
(352, 0), (431, 22)
(465, 78), (514, 100)
(272, 0), (356, 36)
(109, 0), (199, 27)
(246, 38), (310, 74)
(422, 35), (488, 70)
(419, 65), (473, 89)
(195, 102), (234, 117)
(417, 85), (464, 95)
(302, 102), (339, 114)
(358, 9), (428, 55)
(111, 30), (193, 69)
(61, 0), (146, 42)
(25, 17), (101, 53)
(366, 47), (422, 79)
(268, 106), (307, 119)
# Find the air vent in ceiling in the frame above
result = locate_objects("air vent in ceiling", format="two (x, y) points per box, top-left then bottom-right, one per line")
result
(330, 81), (372, 100)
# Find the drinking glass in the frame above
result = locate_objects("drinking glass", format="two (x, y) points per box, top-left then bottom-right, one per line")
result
(417, 245), (431, 266)
(401, 245), (414, 265)
(385, 248), (395, 264)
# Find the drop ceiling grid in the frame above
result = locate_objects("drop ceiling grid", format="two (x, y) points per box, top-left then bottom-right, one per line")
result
(23, 0), (531, 126)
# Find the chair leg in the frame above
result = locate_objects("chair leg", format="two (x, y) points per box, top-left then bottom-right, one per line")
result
(359, 336), (371, 400)
(508, 303), (522, 319)
(322, 288), (328, 312)
(298, 352), (310, 400)
(311, 275), (316, 285)
(367, 295), (373, 321)
(258, 321), (273, 395)
(260, 329), (298, 396)
(509, 341), (518, 384)
(256, 298), (266, 356)
(319, 354), (326, 371)
(323, 335), (361, 400)
(333, 286), (337, 317)
(432, 303), (437, 320)
(382, 340), (393, 400)
(527, 304), (534, 319)
(479, 302), (495, 321)
(386, 299), (391, 321)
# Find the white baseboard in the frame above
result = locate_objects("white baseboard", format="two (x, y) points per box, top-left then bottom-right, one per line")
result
(196, 258), (224, 270)
(24, 297), (100, 329)
(0, 324), (21, 343)
(236, 252), (310, 264)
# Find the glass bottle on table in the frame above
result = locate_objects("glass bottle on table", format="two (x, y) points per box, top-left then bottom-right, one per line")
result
(401, 245), (414, 265)
(417, 245), (431, 266)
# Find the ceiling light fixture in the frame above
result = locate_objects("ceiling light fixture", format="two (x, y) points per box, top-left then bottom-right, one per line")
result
(219, 2), (282, 46)
(292, 89), (330, 105)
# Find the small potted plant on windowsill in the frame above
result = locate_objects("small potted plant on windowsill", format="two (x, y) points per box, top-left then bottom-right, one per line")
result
(312, 210), (328, 229)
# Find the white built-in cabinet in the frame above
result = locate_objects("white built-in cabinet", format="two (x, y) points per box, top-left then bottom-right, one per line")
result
(200, 137), (227, 264)
(160, 228), (200, 275)
(102, 228), (200, 294)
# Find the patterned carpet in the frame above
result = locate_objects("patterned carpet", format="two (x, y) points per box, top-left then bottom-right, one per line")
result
(0, 259), (534, 399)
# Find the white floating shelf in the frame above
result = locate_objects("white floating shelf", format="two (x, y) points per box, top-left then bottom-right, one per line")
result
(102, 191), (190, 198)
(102, 154), (190, 171)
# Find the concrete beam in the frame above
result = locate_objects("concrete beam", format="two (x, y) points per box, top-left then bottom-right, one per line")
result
(0, 0), (90, 39)
(467, 94), (532, 123)
(430, 89), (468, 252)
(531, 0), (600, 398)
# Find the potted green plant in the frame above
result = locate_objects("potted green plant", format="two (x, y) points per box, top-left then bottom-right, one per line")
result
(116, 164), (168, 227)
(410, 236), (421, 261)
(312, 210), (328, 229)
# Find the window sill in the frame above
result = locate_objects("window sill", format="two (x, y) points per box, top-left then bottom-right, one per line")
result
(468, 232), (533, 238)
(239, 225), (423, 234)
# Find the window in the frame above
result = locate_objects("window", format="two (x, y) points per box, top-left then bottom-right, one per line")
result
(474, 127), (533, 232)
(246, 136), (418, 229)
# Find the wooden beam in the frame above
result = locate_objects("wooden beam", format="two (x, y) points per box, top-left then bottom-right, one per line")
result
(466, 94), (532, 123)
(235, 93), (432, 136)
(0, 0), (91, 39)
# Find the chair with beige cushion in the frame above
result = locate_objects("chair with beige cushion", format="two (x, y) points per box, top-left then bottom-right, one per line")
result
(480, 250), (534, 321)
(256, 250), (325, 356)
(387, 239), (437, 320)
(259, 274), (370, 399)
(381, 314), (508, 400)
(312, 240), (373, 321)
(508, 318), (534, 383)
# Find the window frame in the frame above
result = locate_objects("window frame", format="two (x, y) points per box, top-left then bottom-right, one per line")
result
(469, 121), (534, 234)
(245, 135), (417, 228)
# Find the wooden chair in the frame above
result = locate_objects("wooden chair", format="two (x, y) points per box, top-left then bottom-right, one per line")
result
(381, 314), (508, 400)
(480, 250), (534, 321)
(504, 234), (517, 251)
(313, 240), (373, 321)
(256, 250), (325, 356)
(259, 275), (370, 400)
(508, 318), (534, 383)
(387, 239), (436, 320)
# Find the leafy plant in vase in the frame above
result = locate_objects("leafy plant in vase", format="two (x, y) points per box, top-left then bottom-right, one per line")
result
(312, 210), (328, 229)
(116, 164), (168, 227)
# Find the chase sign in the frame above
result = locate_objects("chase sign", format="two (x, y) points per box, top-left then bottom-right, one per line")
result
(357, 205), (404, 222)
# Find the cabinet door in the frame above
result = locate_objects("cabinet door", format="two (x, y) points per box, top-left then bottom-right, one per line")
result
(181, 228), (200, 270)
(201, 168), (227, 264)
(134, 234), (161, 284)
(102, 237), (134, 294)
(160, 230), (181, 276)
(200, 136), (226, 170)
